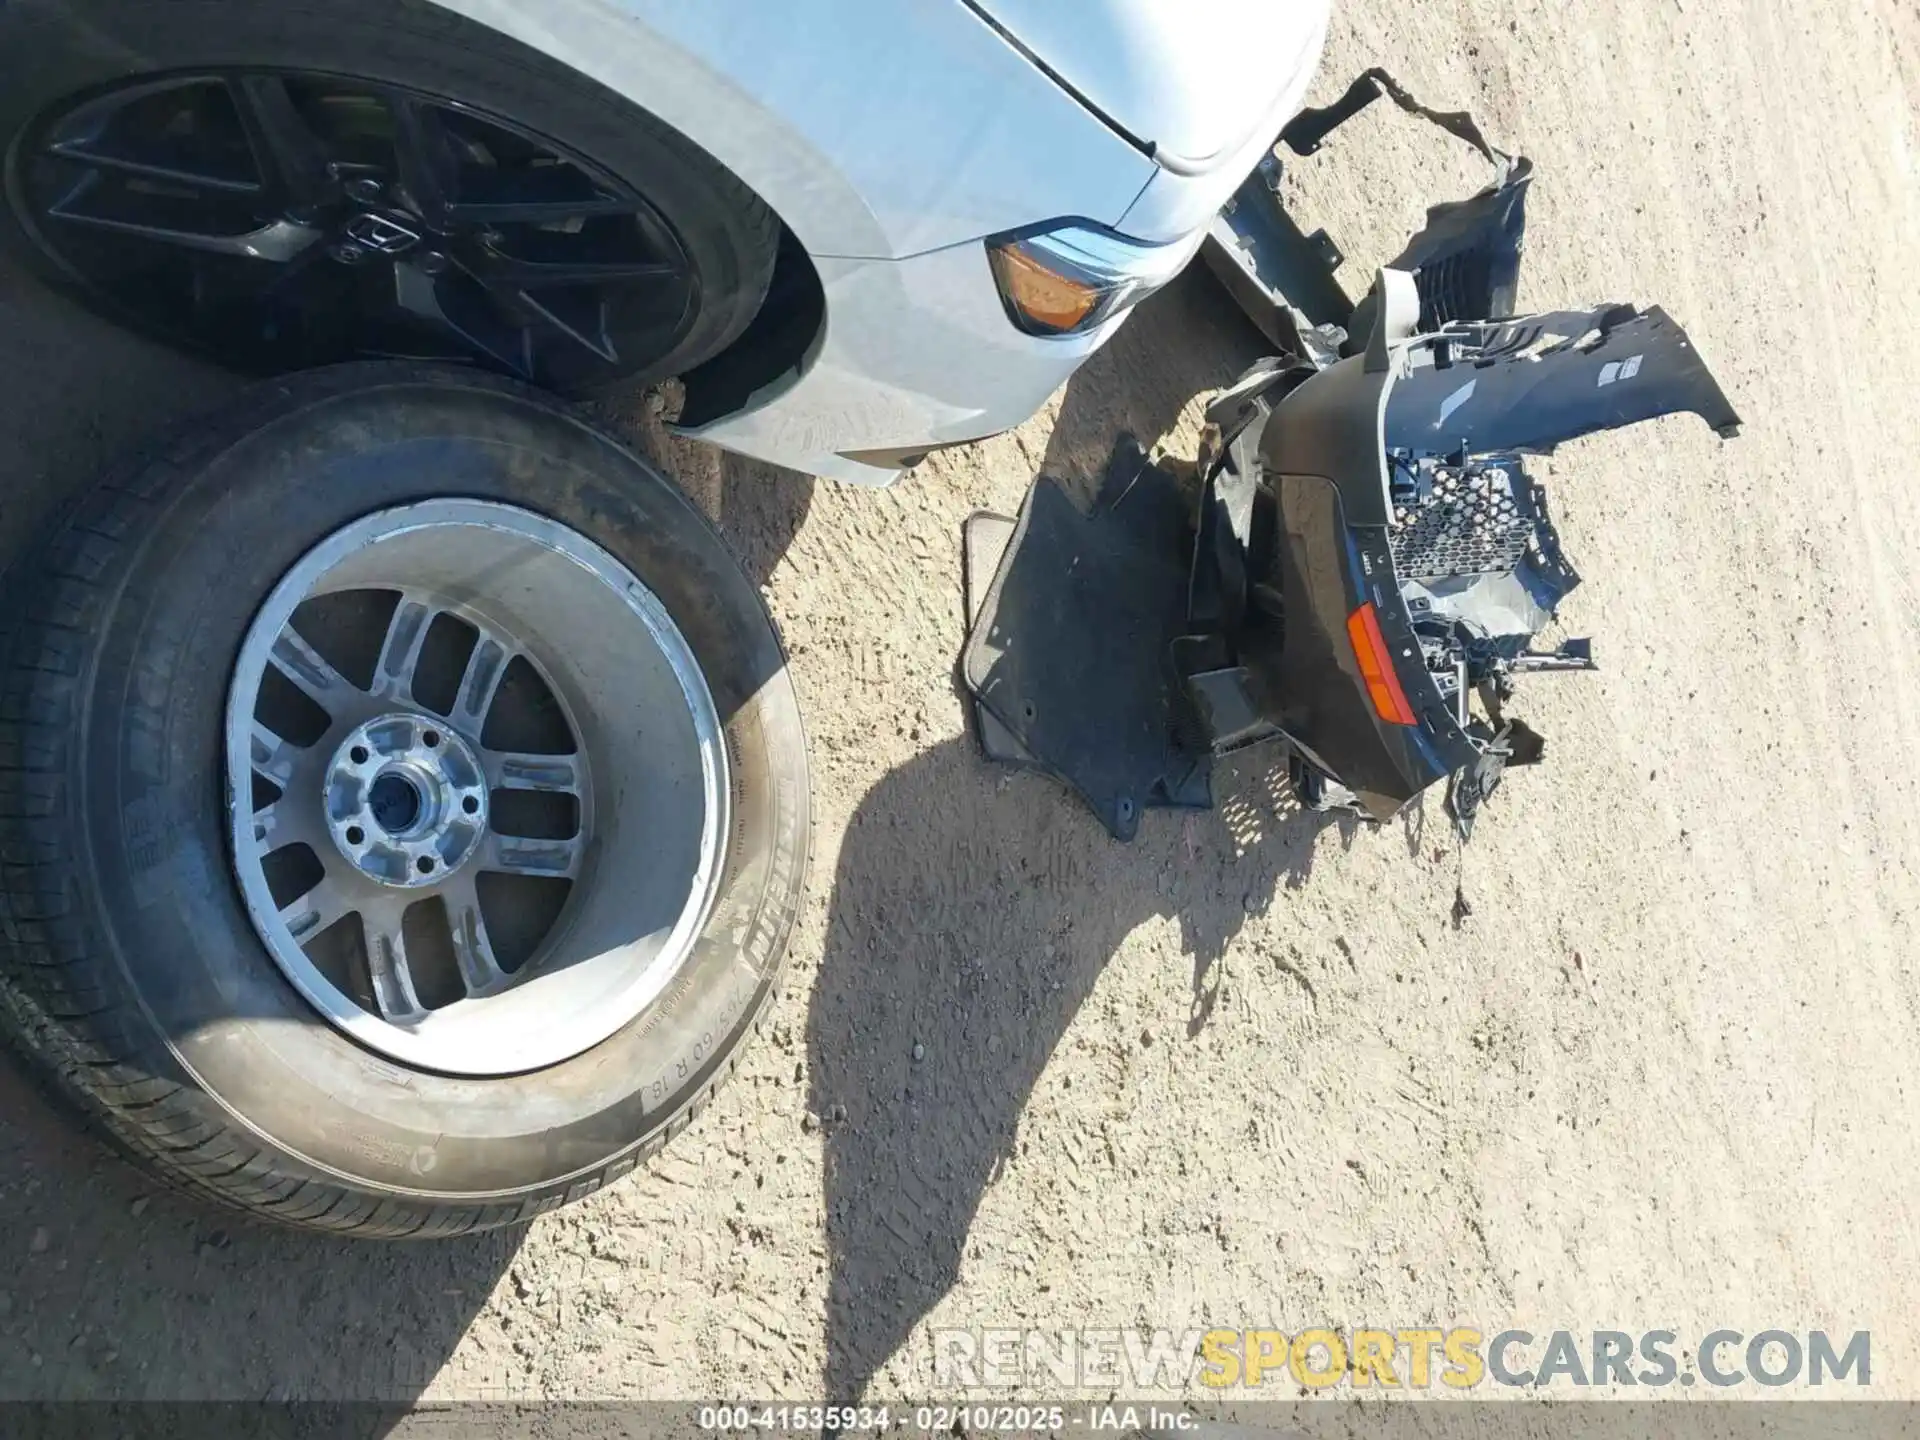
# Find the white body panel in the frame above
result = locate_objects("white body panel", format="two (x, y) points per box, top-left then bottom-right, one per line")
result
(683, 242), (1131, 485)
(1115, 6), (1331, 244)
(427, 0), (1156, 259)
(966, 0), (1331, 173)
(426, 0), (1331, 482)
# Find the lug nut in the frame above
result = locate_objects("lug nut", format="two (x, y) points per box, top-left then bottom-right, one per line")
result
(416, 251), (451, 276)
(330, 241), (368, 265)
(344, 177), (383, 204)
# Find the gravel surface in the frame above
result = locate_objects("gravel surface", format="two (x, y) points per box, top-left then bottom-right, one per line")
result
(1, 0), (1916, 1405)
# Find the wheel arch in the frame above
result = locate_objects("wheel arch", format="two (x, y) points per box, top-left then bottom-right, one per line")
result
(418, 0), (892, 259)
(413, 0), (845, 422)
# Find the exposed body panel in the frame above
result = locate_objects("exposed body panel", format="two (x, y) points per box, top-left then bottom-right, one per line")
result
(1116, 54), (1322, 247)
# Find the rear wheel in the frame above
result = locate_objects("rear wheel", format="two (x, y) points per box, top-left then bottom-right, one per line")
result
(0, 0), (779, 391)
(0, 366), (811, 1236)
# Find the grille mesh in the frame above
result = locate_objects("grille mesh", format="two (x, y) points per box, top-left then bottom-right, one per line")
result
(1390, 465), (1534, 580)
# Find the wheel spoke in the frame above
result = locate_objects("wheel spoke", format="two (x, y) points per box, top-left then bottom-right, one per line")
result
(360, 898), (428, 1020)
(515, 288), (618, 363)
(45, 137), (263, 195)
(372, 593), (436, 703)
(247, 717), (330, 853)
(451, 629), (512, 735)
(270, 625), (356, 709)
(481, 829), (585, 881)
(440, 876), (509, 996)
(393, 264), (536, 379)
(228, 76), (333, 213)
(277, 870), (355, 945)
(249, 720), (302, 790)
(454, 248), (678, 367)
(482, 750), (582, 795)
(480, 253), (679, 289)
(384, 93), (456, 225)
(251, 799), (329, 856)
(45, 171), (320, 260)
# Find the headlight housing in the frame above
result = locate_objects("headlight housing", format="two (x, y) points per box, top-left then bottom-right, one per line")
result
(987, 221), (1204, 337)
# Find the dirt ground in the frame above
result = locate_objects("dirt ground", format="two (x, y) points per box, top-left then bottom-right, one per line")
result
(1, 0), (1917, 1409)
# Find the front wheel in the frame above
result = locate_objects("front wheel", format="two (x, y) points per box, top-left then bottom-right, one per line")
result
(0, 0), (780, 392)
(0, 365), (810, 1236)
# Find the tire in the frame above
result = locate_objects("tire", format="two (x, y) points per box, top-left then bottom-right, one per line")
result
(0, 364), (811, 1237)
(0, 0), (779, 391)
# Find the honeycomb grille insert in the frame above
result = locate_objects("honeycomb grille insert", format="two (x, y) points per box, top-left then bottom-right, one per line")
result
(1390, 466), (1534, 580)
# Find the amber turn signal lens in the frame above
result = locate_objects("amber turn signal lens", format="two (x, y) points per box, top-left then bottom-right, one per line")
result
(986, 221), (1201, 337)
(1346, 601), (1418, 727)
(987, 245), (1104, 334)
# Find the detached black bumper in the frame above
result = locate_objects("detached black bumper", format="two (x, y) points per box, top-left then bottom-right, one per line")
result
(1256, 295), (1739, 822)
(1267, 471), (1473, 819)
(957, 69), (1741, 842)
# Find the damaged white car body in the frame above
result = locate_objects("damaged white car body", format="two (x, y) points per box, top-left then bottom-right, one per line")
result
(418, 0), (1336, 482)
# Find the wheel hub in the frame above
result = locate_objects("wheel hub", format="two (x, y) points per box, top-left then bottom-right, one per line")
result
(324, 712), (488, 888)
(340, 210), (423, 258)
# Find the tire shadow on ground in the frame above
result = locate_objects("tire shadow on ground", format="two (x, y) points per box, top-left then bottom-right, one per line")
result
(0, 1045), (523, 1400)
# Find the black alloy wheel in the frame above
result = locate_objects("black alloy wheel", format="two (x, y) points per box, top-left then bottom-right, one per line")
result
(8, 71), (714, 391)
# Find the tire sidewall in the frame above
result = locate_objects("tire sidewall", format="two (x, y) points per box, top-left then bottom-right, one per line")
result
(80, 369), (808, 1198)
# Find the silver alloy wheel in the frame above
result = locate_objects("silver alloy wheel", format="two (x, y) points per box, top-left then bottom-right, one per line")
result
(226, 499), (728, 1076)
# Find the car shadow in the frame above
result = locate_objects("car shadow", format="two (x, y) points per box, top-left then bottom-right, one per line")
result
(806, 265), (1349, 1400)
(0, 1044), (525, 1400)
(1038, 263), (1270, 505)
(805, 739), (1349, 1400)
